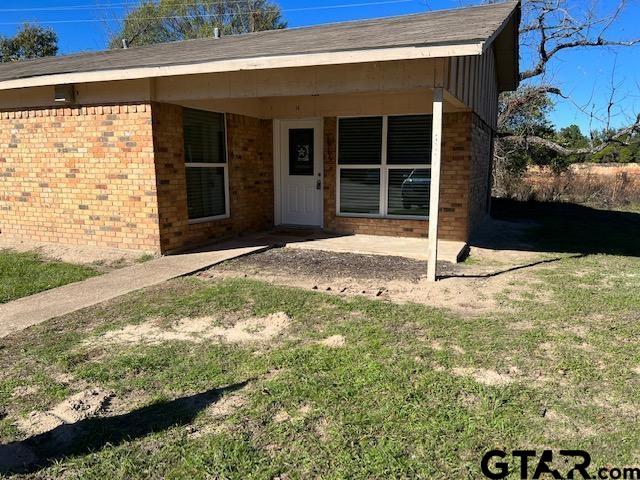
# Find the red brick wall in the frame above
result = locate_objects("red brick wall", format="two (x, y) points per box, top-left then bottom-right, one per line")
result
(0, 102), (492, 253)
(0, 104), (160, 251)
(152, 103), (274, 253)
(468, 113), (493, 235)
(323, 112), (491, 242)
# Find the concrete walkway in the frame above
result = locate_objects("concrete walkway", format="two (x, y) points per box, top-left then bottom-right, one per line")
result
(0, 241), (269, 339)
(255, 231), (468, 263)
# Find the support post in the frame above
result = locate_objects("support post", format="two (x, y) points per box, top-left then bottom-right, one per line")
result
(427, 87), (443, 282)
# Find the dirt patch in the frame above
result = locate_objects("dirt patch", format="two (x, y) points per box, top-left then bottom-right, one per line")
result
(318, 335), (346, 348)
(200, 246), (552, 316)
(273, 404), (313, 424)
(451, 367), (514, 386)
(93, 312), (291, 346)
(273, 410), (291, 423)
(314, 417), (331, 442)
(15, 388), (113, 436)
(458, 391), (480, 408)
(508, 320), (535, 331)
(565, 325), (589, 338)
(431, 362), (446, 372)
(11, 386), (40, 398)
(219, 247), (439, 283)
(426, 340), (465, 354)
(0, 237), (151, 270)
(206, 393), (246, 419)
(542, 409), (596, 438)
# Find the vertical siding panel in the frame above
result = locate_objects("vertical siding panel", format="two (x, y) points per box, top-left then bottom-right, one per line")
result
(449, 57), (458, 94)
(458, 57), (466, 102)
(464, 57), (471, 106)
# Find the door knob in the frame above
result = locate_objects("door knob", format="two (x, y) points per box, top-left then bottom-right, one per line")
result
(316, 179), (322, 190)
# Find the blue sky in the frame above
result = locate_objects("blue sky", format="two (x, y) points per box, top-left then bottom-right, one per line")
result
(1, 0), (638, 132)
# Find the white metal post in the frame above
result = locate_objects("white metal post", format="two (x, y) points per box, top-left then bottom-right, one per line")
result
(427, 88), (443, 282)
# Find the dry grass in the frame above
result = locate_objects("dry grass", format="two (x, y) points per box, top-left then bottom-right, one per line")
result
(500, 163), (640, 210)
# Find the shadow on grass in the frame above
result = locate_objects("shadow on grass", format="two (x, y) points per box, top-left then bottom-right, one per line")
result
(477, 198), (640, 258)
(445, 254), (586, 279)
(0, 380), (250, 475)
(440, 199), (639, 279)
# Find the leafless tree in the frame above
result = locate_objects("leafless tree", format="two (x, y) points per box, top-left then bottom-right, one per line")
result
(491, 0), (640, 195)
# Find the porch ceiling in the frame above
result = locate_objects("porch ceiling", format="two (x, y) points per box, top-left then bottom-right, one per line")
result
(175, 89), (467, 120)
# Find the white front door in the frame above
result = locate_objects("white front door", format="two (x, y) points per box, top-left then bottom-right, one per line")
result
(278, 119), (323, 227)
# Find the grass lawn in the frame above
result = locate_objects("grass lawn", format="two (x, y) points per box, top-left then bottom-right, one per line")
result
(0, 250), (99, 304)
(0, 202), (638, 478)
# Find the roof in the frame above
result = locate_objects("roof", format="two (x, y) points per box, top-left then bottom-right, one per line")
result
(0, 1), (519, 90)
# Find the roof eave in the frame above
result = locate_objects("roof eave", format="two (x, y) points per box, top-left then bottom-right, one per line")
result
(0, 42), (485, 92)
(487, 1), (521, 93)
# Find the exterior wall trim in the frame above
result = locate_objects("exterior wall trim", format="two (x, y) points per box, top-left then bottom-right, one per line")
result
(0, 43), (483, 91)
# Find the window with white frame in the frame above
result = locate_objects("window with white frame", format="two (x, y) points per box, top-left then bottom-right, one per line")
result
(183, 108), (229, 221)
(338, 115), (432, 218)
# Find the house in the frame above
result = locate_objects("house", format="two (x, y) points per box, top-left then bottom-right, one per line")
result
(0, 1), (520, 281)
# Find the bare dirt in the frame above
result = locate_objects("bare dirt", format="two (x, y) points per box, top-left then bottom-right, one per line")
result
(450, 367), (514, 386)
(15, 388), (113, 437)
(199, 239), (553, 316)
(0, 236), (152, 270)
(318, 335), (346, 348)
(91, 312), (291, 346)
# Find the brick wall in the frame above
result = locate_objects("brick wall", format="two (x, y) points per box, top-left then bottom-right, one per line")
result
(467, 113), (493, 235)
(1, 101), (492, 254)
(152, 103), (274, 253)
(323, 112), (491, 242)
(0, 104), (160, 251)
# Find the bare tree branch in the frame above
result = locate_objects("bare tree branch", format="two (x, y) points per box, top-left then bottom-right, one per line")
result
(518, 0), (640, 82)
(498, 114), (640, 156)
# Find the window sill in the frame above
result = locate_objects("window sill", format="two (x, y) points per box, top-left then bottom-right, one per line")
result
(337, 213), (428, 221)
(188, 214), (230, 225)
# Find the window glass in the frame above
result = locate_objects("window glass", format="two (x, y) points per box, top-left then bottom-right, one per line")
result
(387, 168), (430, 217)
(183, 108), (227, 220)
(339, 169), (381, 214)
(289, 128), (314, 176)
(183, 108), (226, 164)
(185, 167), (226, 219)
(338, 117), (383, 165)
(387, 115), (432, 165)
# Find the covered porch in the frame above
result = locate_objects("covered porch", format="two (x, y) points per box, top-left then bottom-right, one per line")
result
(147, 52), (497, 280)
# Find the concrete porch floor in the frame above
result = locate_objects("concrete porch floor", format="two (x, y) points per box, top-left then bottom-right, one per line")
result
(247, 231), (468, 263)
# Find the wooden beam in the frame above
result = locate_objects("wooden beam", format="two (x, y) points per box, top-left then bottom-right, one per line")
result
(427, 87), (444, 282)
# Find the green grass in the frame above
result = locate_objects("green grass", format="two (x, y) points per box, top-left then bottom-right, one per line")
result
(0, 202), (639, 478)
(0, 250), (99, 303)
(0, 256), (638, 478)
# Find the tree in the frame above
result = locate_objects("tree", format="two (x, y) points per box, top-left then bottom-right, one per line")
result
(492, 0), (640, 193)
(109, 0), (286, 49)
(0, 23), (58, 62)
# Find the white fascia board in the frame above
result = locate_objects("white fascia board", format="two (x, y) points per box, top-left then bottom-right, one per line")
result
(0, 42), (483, 91)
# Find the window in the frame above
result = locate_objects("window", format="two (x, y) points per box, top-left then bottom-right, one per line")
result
(337, 115), (432, 218)
(183, 108), (229, 221)
(289, 128), (314, 176)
